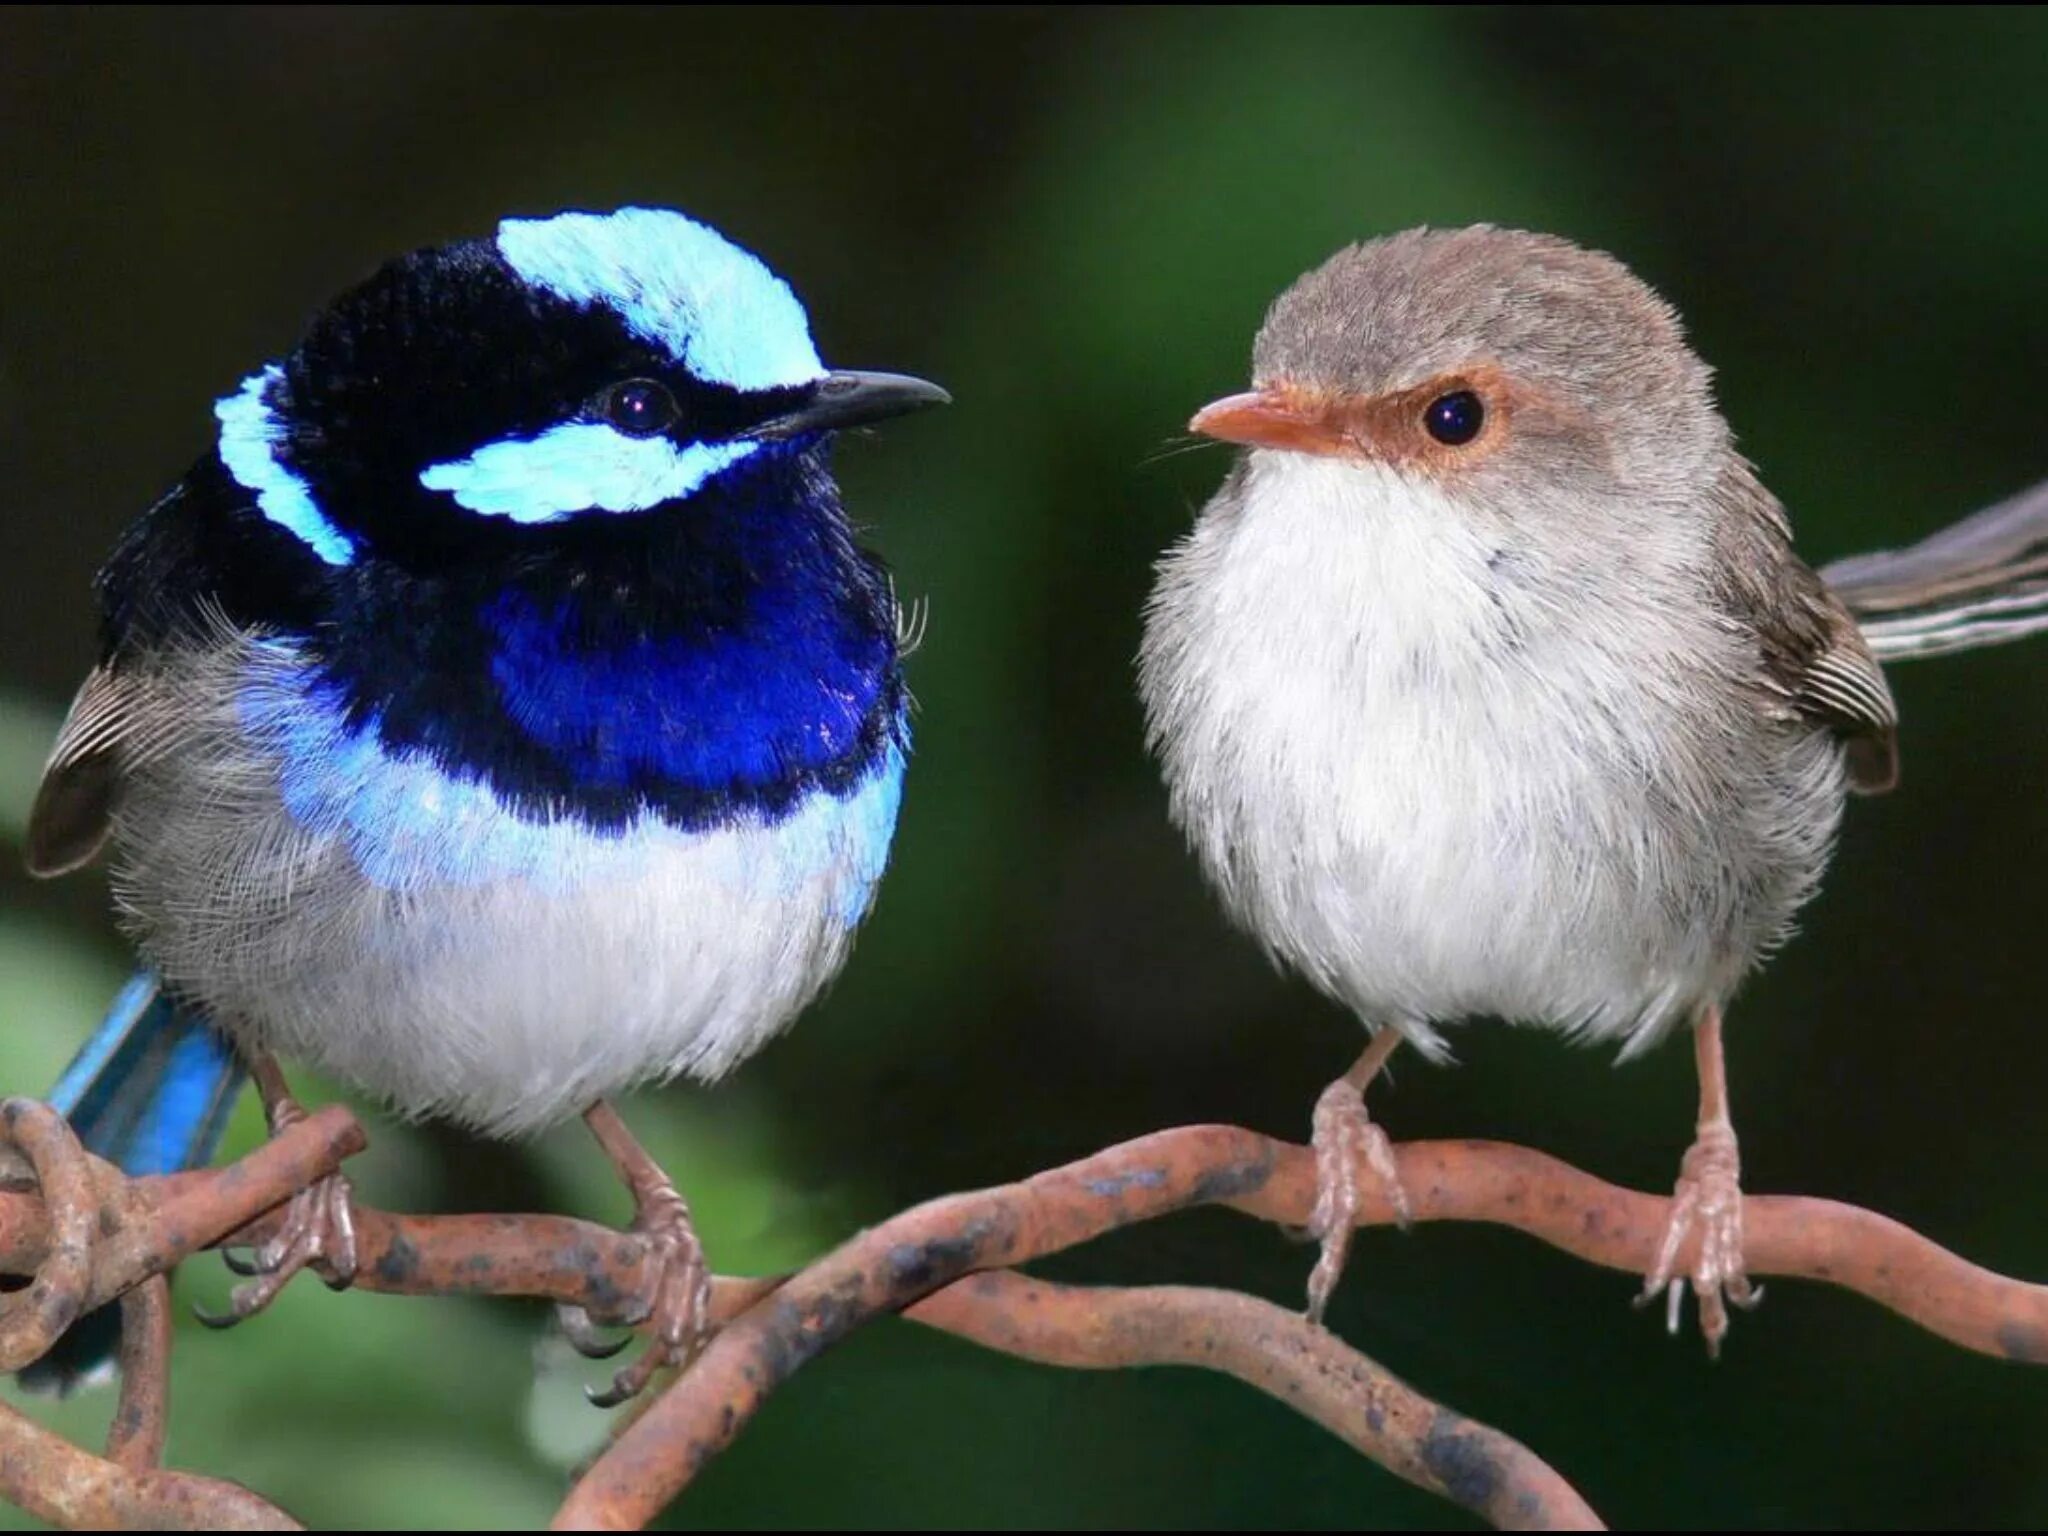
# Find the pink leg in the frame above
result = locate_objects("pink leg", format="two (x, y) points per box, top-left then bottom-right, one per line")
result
(1639, 1005), (1760, 1354)
(200, 1054), (357, 1327)
(559, 1101), (713, 1408)
(1306, 1029), (1412, 1325)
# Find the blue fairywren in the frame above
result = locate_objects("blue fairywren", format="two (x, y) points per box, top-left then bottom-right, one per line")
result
(1139, 226), (2048, 1348)
(22, 206), (947, 1401)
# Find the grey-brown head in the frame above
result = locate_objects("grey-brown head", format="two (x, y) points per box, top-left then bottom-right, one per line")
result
(1194, 226), (1731, 511)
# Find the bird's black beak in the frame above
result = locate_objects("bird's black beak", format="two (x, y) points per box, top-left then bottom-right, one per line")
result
(749, 371), (951, 440)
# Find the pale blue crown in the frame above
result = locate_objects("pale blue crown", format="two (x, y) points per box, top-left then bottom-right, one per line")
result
(495, 207), (824, 393)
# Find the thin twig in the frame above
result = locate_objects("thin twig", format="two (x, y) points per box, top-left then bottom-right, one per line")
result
(108, 1274), (172, 1471)
(0, 1389), (301, 1531)
(115, 1131), (2043, 1365)
(4, 1117), (2045, 1530)
(0, 1099), (96, 1370)
(0, 1101), (358, 1532)
(14, 1125), (2041, 1365)
(0, 1103), (365, 1318)
(550, 1125), (2048, 1527)
(910, 1272), (1606, 1531)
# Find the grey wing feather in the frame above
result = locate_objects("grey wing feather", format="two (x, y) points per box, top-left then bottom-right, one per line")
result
(1821, 475), (2048, 608)
(1822, 476), (2048, 661)
(26, 664), (189, 876)
(1794, 634), (1899, 793)
(1712, 460), (1899, 795)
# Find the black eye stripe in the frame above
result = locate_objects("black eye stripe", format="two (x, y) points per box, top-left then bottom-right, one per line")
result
(599, 378), (680, 438)
(1424, 390), (1484, 447)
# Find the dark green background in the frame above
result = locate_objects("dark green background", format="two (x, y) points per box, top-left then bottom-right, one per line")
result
(4, 6), (2046, 1528)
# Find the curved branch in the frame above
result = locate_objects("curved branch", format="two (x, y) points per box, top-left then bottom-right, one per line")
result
(4, 1118), (2044, 1531)
(0, 1100), (343, 1532)
(0, 1102), (365, 1319)
(0, 1396), (301, 1532)
(1226, 1136), (2048, 1365)
(0, 1099), (96, 1369)
(551, 1125), (2046, 1527)
(8, 1125), (2039, 1365)
(108, 1275), (173, 1471)
(910, 1272), (1605, 1531)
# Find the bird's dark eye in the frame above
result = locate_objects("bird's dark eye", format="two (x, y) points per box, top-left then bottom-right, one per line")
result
(600, 379), (680, 438)
(1423, 390), (1484, 447)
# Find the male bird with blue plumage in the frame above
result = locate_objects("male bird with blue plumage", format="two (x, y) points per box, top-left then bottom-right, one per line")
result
(24, 206), (947, 1402)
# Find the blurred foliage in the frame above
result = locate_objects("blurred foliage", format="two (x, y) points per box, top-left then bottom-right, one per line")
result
(4, 6), (2048, 1528)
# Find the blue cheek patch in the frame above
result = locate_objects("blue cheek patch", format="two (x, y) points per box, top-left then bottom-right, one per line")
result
(419, 424), (759, 522)
(496, 208), (825, 392)
(214, 368), (356, 566)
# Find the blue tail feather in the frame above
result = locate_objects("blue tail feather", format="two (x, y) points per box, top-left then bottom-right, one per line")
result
(16, 972), (245, 1395)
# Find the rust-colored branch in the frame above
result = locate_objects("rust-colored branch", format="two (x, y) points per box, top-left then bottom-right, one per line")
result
(108, 1275), (172, 1471)
(158, 1127), (2048, 1370)
(0, 1102), (365, 1315)
(0, 1100), (359, 1533)
(910, 1271), (1604, 1532)
(3, 1115), (2044, 1531)
(552, 1125), (2048, 1528)
(0, 1395), (301, 1532)
(0, 1198), (297, 1532)
(10, 1125), (2040, 1368)
(0, 1099), (96, 1370)
(1229, 1135), (2048, 1365)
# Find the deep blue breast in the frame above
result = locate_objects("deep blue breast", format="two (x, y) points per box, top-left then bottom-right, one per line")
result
(299, 448), (905, 835)
(482, 581), (891, 795)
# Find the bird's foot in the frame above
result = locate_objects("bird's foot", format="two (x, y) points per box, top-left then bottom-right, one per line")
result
(560, 1178), (712, 1408)
(1638, 1118), (1760, 1354)
(201, 1168), (358, 1326)
(200, 1054), (359, 1327)
(1305, 1074), (1411, 1325)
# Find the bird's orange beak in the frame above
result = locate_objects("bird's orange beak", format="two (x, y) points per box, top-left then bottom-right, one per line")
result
(1188, 386), (1353, 459)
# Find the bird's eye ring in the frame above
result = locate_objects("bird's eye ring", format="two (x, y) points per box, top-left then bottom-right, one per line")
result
(600, 379), (680, 438)
(1423, 390), (1485, 447)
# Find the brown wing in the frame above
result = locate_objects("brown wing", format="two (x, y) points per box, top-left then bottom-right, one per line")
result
(25, 663), (191, 876)
(1712, 461), (1899, 795)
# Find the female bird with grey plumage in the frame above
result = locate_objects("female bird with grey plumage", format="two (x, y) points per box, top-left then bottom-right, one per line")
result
(1139, 225), (2048, 1346)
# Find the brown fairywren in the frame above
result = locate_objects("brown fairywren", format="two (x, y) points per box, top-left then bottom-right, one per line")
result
(1138, 226), (2048, 1345)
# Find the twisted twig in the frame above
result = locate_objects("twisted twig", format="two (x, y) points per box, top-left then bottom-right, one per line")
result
(0, 1099), (96, 1370)
(549, 1124), (2048, 1527)
(911, 1272), (1604, 1531)
(0, 1098), (361, 1531)
(108, 1275), (173, 1471)
(3, 1114), (2044, 1530)
(0, 1394), (301, 1533)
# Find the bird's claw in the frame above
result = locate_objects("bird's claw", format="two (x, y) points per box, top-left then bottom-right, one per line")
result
(1638, 1120), (1759, 1355)
(197, 1172), (358, 1328)
(1305, 1075), (1411, 1326)
(554, 1301), (634, 1361)
(585, 1184), (712, 1408)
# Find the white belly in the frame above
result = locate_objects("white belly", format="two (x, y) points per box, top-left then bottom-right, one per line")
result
(1140, 454), (1844, 1056)
(108, 636), (902, 1136)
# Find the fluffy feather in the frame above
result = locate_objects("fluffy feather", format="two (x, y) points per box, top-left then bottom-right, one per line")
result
(108, 628), (904, 1137)
(1140, 439), (1845, 1058)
